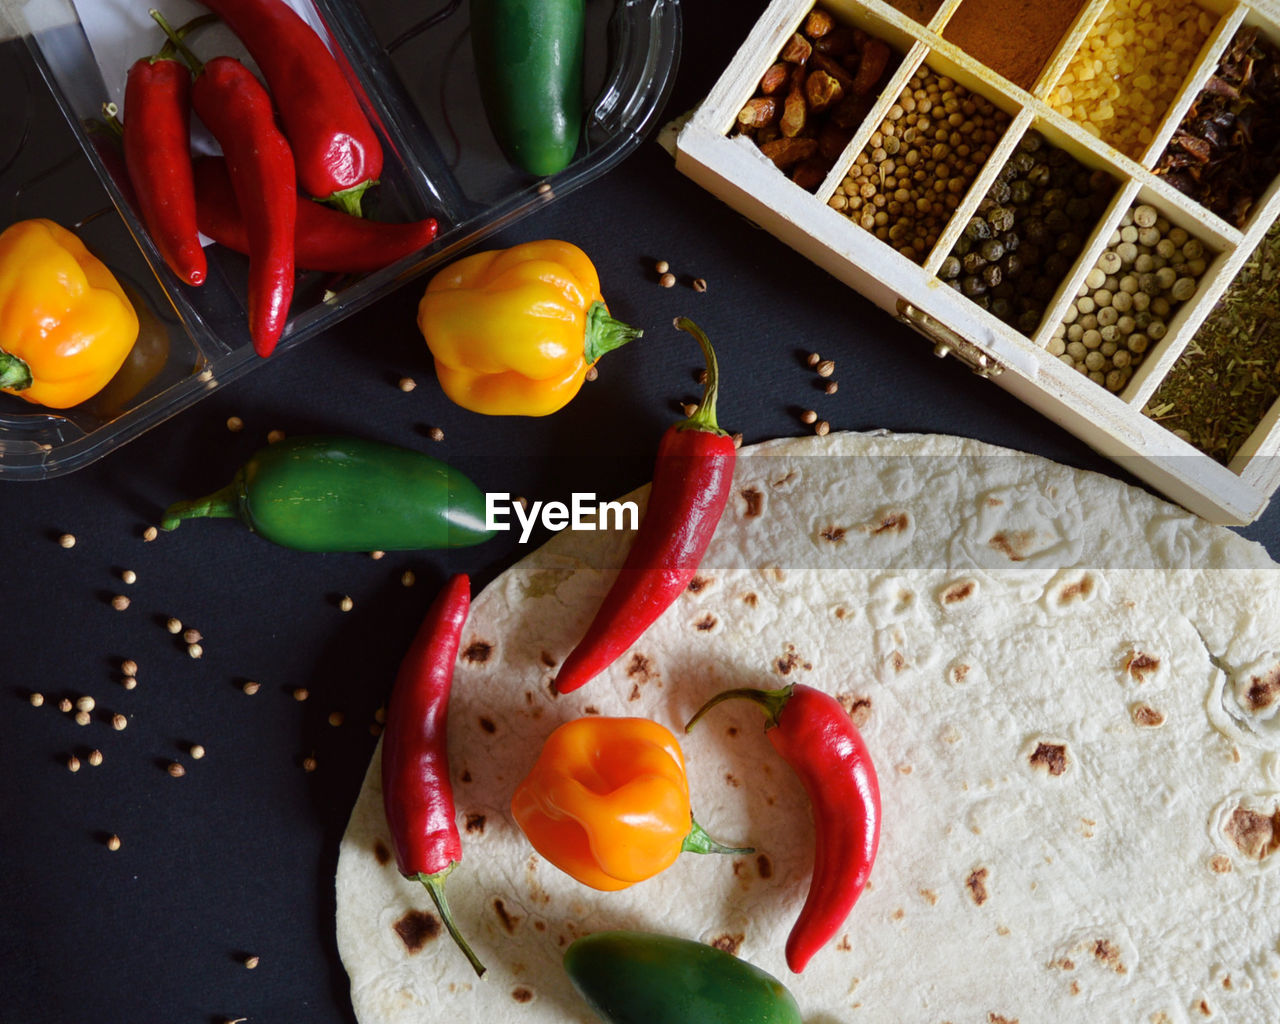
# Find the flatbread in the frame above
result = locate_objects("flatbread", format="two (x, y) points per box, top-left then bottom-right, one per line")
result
(337, 431), (1280, 1023)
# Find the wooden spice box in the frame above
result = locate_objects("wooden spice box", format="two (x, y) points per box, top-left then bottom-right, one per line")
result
(675, 0), (1280, 524)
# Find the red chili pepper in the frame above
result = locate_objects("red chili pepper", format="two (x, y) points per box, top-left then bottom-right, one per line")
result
(554, 318), (736, 695)
(192, 158), (437, 274)
(195, 0), (383, 215)
(157, 10), (296, 356)
(123, 52), (206, 286)
(381, 573), (486, 977)
(686, 683), (881, 974)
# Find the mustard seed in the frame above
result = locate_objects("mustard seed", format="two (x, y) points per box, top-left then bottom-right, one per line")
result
(111, 594), (130, 611)
(58, 533), (76, 549)
(167, 761), (186, 778)
(106, 834), (121, 851)
(398, 377), (417, 392)
(29, 692), (44, 708)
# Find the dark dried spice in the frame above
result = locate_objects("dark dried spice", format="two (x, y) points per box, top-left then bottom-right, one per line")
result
(1154, 26), (1280, 228)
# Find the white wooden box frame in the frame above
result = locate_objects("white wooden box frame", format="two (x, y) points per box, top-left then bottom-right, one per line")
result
(676, 0), (1280, 524)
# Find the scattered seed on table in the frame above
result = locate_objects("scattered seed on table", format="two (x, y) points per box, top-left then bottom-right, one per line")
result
(302, 756), (317, 773)
(106, 834), (122, 851)
(226, 416), (244, 432)
(338, 595), (354, 612)
(167, 761), (186, 778)
(815, 420), (831, 436)
(824, 380), (839, 395)
(183, 628), (202, 644)
(682, 402), (699, 417)
(401, 571), (417, 587)
(816, 360), (835, 378)
(369, 723), (383, 737)
(374, 706), (387, 724)
(190, 744), (206, 760)
(29, 692), (44, 708)
(58, 698), (73, 713)
(111, 595), (130, 611)
(76, 696), (95, 712)
(75, 710), (91, 726)
(293, 688), (309, 702)
(122, 676), (137, 691)
(800, 409), (818, 424)
(659, 272), (676, 288)
(166, 617), (183, 634)
(369, 550), (385, 560)
(88, 749), (103, 767)
(121, 659), (138, 677)
(397, 377), (417, 392)
(67, 755), (81, 772)
(427, 426), (445, 442)
(732, 433), (743, 449)
(142, 526), (158, 542)
(187, 643), (203, 659)
(58, 533), (76, 549)
(807, 352), (822, 367)
(692, 278), (708, 293)
(267, 429), (286, 444)
(328, 711), (344, 727)
(120, 569), (136, 585)
(112, 714), (127, 731)
(242, 955), (260, 970)
(585, 365), (598, 382)
(242, 680), (260, 695)
(654, 259), (670, 275)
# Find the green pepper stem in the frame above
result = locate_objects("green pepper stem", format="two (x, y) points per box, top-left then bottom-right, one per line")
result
(685, 685), (795, 733)
(0, 351), (33, 392)
(160, 481), (241, 531)
(672, 317), (726, 435)
(326, 181), (375, 218)
(583, 301), (642, 365)
(682, 818), (754, 857)
(417, 867), (487, 977)
(150, 8), (204, 76)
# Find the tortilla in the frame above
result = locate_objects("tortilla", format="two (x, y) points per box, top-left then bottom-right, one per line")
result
(337, 431), (1280, 1022)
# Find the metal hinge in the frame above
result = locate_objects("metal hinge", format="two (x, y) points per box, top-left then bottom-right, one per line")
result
(896, 300), (1005, 379)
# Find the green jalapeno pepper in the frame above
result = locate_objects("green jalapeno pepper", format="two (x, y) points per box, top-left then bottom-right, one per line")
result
(160, 435), (494, 551)
(564, 931), (803, 1024)
(471, 0), (585, 176)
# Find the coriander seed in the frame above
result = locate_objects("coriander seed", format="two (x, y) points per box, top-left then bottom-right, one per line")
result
(226, 416), (244, 432)
(58, 533), (76, 549)
(166, 618), (182, 634)
(654, 260), (669, 275)
(369, 550), (385, 560)
(815, 419), (831, 436)
(428, 426), (445, 442)
(143, 526), (158, 542)
(731, 433), (744, 449)
(401, 571), (416, 587)
(88, 749), (103, 767)
(658, 272), (676, 288)
(187, 643), (203, 659)
(190, 744), (206, 759)
(183, 628), (202, 644)
(339, 596), (354, 612)
(75, 710), (91, 726)
(121, 659), (138, 677)
(585, 365), (598, 382)
(29, 692), (44, 708)
(692, 278), (708, 293)
(293, 688), (309, 702)
(167, 761), (186, 778)
(112, 714), (127, 731)
(398, 377), (417, 392)
(106, 834), (121, 851)
(267, 429), (286, 444)
(681, 402), (699, 417)
(67, 755), (81, 772)
(807, 352), (822, 367)
(243, 955), (260, 970)
(302, 756), (318, 773)
(328, 711), (344, 727)
(76, 695), (95, 712)
(120, 569), (136, 585)
(815, 359), (835, 378)
(111, 594), (130, 611)
(800, 409), (818, 424)
(242, 680), (260, 695)
(824, 380), (839, 394)
(58, 697), (73, 713)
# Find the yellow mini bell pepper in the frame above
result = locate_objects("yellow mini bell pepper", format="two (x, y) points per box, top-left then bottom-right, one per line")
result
(0, 219), (140, 409)
(511, 716), (750, 892)
(417, 239), (641, 417)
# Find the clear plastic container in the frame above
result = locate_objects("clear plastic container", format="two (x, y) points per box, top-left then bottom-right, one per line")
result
(0, 0), (682, 479)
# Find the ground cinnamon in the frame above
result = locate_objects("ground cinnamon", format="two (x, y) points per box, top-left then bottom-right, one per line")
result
(943, 0), (1085, 91)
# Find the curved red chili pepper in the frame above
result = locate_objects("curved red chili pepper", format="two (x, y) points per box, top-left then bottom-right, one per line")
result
(195, 0), (383, 215)
(381, 573), (485, 977)
(193, 157), (437, 274)
(554, 318), (736, 695)
(686, 683), (881, 974)
(123, 55), (206, 286)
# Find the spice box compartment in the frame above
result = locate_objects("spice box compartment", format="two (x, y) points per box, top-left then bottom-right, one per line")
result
(675, 0), (1280, 524)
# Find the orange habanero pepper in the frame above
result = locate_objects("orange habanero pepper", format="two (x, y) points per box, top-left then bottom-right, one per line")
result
(510, 716), (750, 892)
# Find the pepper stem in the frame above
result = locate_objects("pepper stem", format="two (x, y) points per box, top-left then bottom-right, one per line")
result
(673, 317), (727, 435)
(682, 818), (754, 857)
(685, 684), (795, 733)
(416, 867), (487, 977)
(150, 8), (204, 76)
(160, 481), (241, 531)
(0, 351), (33, 392)
(583, 301), (642, 364)
(326, 181), (375, 218)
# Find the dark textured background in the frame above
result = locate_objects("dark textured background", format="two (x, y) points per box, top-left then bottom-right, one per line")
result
(3, 3), (1277, 1023)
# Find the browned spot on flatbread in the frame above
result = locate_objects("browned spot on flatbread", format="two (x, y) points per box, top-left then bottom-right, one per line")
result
(1029, 742), (1069, 776)
(819, 524), (846, 543)
(871, 510), (909, 534)
(628, 684), (641, 701)
(774, 645), (812, 675)
(989, 1015), (1019, 1024)
(540, 650), (557, 669)
(493, 898), (521, 934)
(941, 580), (975, 604)
(687, 575), (711, 594)
(1196, 1000), (1212, 1017)
(694, 614), (717, 631)
(1122, 650), (1160, 682)
(710, 933), (743, 955)
(966, 867), (990, 905)
(1130, 703), (1165, 727)
(1049, 957), (1076, 970)
(890, 650), (908, 673)
(1210, 854), (1233, 873)
(511, 988), (534, 1003)
(1055, 575), (1095, 604)
(373, 839), (391, 865)
(465, 813), (486, 834)
(920, 888), (938, 905)
(1223, 804), (1280, 861)
(459, 768), (472, 783)
(741, 487), (763, 517)
(393, 909), (440, 953)
(756, 854), (773, 879)
(463, 640), (493, 663)
(725, 772), (740, 788)
(1243, 665), (1280, 713)
(584, 705), (600, 716)
(1092, 939), (1126, 973)
(478, 716), (497, 734)
(838, 693), (872, 728)
(836, 936), (852, 951)
(627, 653), (656, 680)
(772, 471), (796, 488)
(988, 530), (1035, 562)
(743, 592), (759, 608)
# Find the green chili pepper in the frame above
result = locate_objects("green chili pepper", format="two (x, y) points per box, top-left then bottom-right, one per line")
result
(470, 0), (584, 176)
(563, 931), (803, 1024)
(160, 435), (494, 551)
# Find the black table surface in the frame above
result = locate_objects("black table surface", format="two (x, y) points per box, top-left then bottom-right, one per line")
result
(4, 5), (1279, 1024)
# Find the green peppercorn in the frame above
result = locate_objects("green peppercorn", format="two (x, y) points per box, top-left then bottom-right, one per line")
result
(980, 238), (1005, 262)
(965, 216), (992, 242)
(940, 255), (962, 279)
(982, 264), (1003, 288)
(962, 275), (987, 297)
